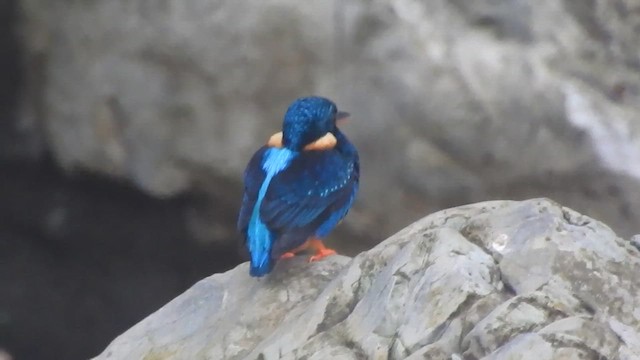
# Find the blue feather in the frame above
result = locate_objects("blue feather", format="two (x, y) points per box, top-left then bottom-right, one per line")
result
(238, 97), (359, 277)
(316, 181), (358, 237)
(262, 135), (359, 257)
(237, 148), (267, 234)
(246, 147), (296, 276)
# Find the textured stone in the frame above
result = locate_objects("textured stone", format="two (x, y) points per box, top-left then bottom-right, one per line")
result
(17, 0), (640, 245)
(94, 199), (640, 359)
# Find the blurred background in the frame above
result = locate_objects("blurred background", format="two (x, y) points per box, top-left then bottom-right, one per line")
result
(2, 0), (640, 359)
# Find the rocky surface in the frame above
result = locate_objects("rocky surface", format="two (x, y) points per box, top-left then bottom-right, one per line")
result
(95, 198), (640, 360)
(17, 0), (640, 244)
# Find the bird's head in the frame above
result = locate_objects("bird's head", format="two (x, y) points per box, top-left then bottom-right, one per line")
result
(281, 96), (348, 151)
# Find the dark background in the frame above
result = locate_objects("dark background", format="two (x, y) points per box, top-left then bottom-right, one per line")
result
(1, 2), (243, 359)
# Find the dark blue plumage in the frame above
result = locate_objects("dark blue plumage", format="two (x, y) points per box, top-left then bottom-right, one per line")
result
(237, 96), (359, 277)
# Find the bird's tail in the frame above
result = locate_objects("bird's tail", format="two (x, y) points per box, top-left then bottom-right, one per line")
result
(247, 208), (274, 277)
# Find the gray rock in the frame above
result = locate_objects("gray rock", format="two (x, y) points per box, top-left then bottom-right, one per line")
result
(17, 0), (640, 246)
(94, 199), (640, 360)
(631, 234), (640, 251)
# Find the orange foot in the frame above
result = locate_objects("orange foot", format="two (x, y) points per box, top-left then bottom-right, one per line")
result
(309, 248), (337, 262)
(306, 238), (337, 262)
(278, 240), (312, 260)
(279, 252), (296, 260)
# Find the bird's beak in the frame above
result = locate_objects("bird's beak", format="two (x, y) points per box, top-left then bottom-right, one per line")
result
(336, 111), (350, 126)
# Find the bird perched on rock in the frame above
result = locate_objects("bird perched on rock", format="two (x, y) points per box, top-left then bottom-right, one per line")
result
(238, 96), (359, 277)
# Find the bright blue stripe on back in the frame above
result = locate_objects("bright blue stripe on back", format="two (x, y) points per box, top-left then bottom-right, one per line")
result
(247, 148), (296, 276)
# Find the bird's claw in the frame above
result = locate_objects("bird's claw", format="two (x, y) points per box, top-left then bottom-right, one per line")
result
(308, 248), (337, 262)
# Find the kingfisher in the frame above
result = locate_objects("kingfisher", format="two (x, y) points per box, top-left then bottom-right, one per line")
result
(237, 96), (360, 277)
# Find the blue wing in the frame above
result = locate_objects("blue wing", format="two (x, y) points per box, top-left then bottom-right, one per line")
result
(237, 147), (268, 234)
(239, 146), (301, 276)
(261, 149), (359, 257)
(238, 146), (279, 277)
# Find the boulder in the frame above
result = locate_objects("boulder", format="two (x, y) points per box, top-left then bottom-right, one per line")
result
(94, 199), (640, 360)
(17, 0), (640, 245)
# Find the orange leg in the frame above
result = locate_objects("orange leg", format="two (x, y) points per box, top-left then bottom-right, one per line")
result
(307, 238), (337, 262)
(278, 237), (337, 262)
(278, 240), (312, 260)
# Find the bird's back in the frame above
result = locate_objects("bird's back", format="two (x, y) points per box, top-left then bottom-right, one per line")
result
(238, 131), (358, 276)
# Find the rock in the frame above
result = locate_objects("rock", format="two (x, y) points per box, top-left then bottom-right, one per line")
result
(0, 349), (13, 360)
(631, 234), (640, 251)
(94, 198), (640, 359)
(17, 0), (640, 245)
